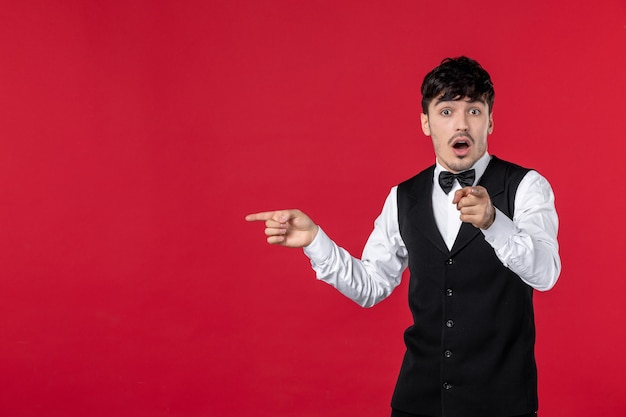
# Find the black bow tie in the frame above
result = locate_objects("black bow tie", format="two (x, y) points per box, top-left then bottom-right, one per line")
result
(438, 169), (475, 194)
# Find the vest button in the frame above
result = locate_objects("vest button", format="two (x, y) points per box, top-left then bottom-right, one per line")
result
(446, 288), (453, 297)
(443, 382), (453, 390)
(444, 350), (453, 358)
(446, 320), (454, 328)
(446, 258), (454, 265)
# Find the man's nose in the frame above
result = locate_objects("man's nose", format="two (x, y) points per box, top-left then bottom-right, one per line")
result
(455, 114), (469, 131)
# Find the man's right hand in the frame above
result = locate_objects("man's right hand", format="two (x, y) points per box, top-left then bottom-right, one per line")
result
(245, 209), (319, 248)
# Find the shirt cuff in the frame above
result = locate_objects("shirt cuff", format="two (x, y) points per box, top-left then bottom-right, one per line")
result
(303, 226), (334, 264)
(481, 207), (516, 249)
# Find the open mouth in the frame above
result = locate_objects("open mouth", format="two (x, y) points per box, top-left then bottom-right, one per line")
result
(451, 137), (471, 156)
(453, 140), (469, 150)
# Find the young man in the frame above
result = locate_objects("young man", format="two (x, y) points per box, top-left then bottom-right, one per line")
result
(246, 57), (560, 417)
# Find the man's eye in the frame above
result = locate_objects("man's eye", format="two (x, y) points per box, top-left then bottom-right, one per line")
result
(441, 109), (451, 116)
(470, 109), (481, 115)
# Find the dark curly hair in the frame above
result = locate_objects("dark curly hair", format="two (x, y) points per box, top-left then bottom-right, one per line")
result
(421, 56), (495, 114)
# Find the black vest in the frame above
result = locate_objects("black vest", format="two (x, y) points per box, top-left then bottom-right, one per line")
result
(392, 156), (536, 417)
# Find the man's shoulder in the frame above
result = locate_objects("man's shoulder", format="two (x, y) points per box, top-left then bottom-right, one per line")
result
(398, 164), (436, 188)
(395, 165), (436, 206)
(488, 155), (531, 172)
(483, 156), (534, 187)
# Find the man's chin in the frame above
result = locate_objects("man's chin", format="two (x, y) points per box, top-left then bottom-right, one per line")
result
(448, 159), (474, 173)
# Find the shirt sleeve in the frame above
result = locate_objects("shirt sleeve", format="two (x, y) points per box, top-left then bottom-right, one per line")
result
(481, 170), (561, 291)
(303, 187), (409, 307)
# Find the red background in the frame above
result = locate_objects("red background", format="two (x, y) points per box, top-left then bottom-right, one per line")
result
(1, 1), (625, 416)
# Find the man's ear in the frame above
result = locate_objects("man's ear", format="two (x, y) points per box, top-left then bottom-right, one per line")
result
(420, 113), (430, 136)
(488, 112), (494, 134)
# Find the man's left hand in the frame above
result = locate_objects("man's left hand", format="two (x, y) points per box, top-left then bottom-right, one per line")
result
(452, 186), (495, 229)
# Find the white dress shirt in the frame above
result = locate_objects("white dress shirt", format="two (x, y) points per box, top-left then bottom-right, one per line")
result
(303, 153), (561, 307)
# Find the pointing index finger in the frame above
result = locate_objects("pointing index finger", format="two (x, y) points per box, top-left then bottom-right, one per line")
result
(245, 210), (290, 223)
(452, 186), (474, 204)
(245, 212), (274, 222)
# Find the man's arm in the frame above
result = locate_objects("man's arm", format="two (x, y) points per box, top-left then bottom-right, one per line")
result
(245, 188), (409, 307)
(453, 172), (561, 291)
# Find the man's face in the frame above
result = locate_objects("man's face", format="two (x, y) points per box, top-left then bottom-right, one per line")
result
(420, 96), (493, 173)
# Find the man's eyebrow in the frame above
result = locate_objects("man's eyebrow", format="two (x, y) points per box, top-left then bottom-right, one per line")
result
(434, 97), (487, 106)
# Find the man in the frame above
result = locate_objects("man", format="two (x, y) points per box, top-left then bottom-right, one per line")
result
(246, 57), (560, 417)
